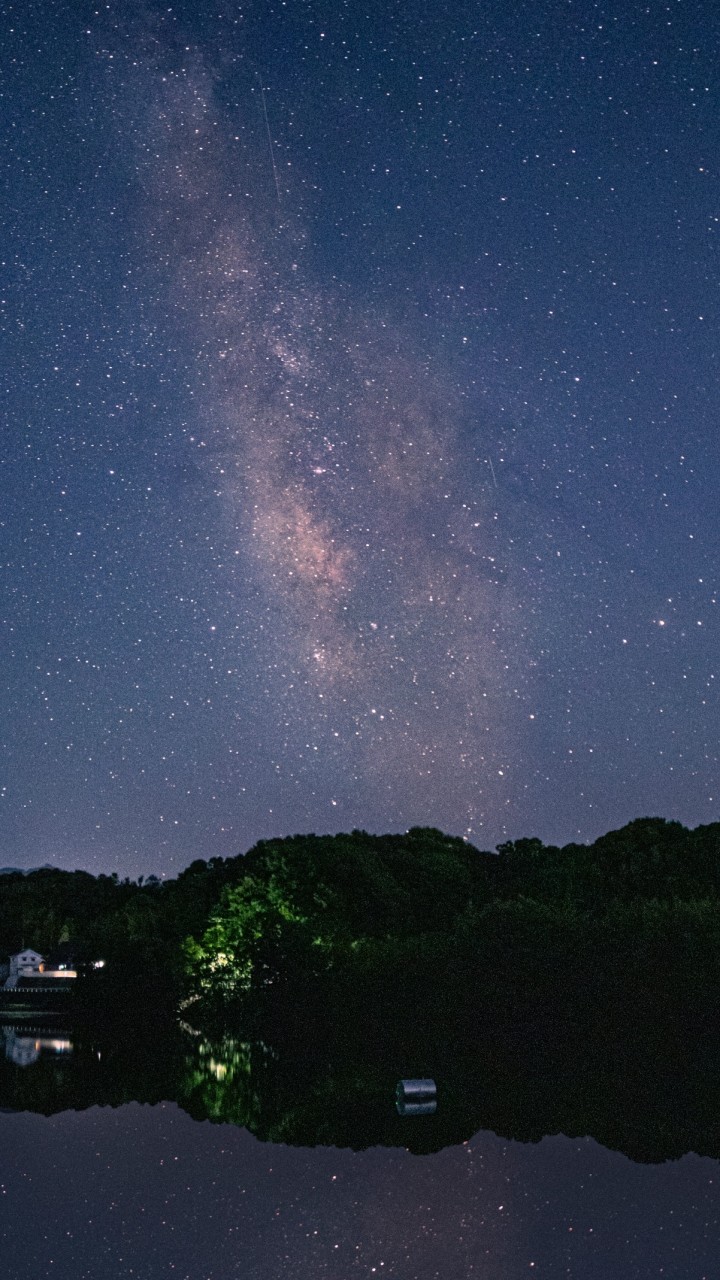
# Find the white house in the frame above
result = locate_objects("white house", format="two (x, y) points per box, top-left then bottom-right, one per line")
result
(5, 949), (45, 989)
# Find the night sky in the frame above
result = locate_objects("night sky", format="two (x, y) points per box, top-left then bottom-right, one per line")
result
(3, 0), (720, 879)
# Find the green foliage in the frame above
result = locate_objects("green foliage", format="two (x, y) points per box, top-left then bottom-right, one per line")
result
(184, 829), (487, 1005)
(3, 816), (720, 1030)
(493, 817), (720, 912)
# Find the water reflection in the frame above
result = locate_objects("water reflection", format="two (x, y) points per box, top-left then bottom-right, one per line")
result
(2, 1013), (720, 1165)
(2, 1025), (73, 1066)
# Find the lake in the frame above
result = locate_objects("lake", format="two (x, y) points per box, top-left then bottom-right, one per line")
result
(1, 1017), (719, 1278)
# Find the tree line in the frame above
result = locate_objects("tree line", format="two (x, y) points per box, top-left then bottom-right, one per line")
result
(2, 817), (720, 1039)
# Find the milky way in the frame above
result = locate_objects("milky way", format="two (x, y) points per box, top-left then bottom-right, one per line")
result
(113, 35), (532, 849)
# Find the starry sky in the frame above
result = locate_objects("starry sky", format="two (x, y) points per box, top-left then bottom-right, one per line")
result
(2, 0), (719, 878)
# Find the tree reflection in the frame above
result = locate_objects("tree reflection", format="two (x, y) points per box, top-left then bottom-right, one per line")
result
(2, 1006), (720, 1164)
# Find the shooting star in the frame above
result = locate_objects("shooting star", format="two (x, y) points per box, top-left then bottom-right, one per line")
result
(257, 74), (281, 203)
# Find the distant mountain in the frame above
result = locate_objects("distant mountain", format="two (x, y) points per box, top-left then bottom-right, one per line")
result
(0, 864), (56, 876)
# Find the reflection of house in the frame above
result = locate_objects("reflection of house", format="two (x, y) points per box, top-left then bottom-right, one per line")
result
(3, 1029), (40, 1065)
(2, 1025), (73, 1066)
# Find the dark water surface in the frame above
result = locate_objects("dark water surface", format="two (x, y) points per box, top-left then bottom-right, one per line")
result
(1, 1019), (719, 1279)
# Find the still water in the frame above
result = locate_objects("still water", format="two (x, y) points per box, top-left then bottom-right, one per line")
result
(1, 1018), (718, 1279)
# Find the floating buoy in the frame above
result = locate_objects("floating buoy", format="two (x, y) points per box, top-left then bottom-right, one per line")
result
(396, 1078), (437, 1115)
